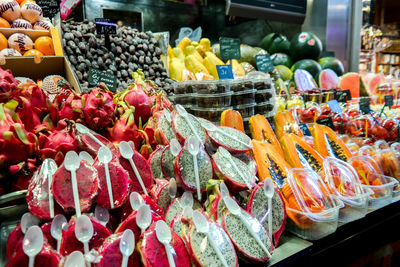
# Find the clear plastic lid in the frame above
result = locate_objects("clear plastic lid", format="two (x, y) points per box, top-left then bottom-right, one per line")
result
(349, 155), (384, 185)
(323, 157), (371, 206)
(232, 89), (257, 96)
(195, 91), (233, 98)
(287, 168), (343, 221)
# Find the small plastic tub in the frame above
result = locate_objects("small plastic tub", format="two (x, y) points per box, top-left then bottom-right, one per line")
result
(196, 91), (233, 108)
(174, 81), (194, 94)
(303, 92), (322, 103)
(231, 89), (256, 106)
(173, 94), (195, 105)
(255, 89), (275, 103)
(233, 103), (255, 118)
(361, 174), (398, 210)
(191, 106), (229, 122)
(229, 79), (253, 92)
(194, 80), (230, 94)
(253, 79), (273, 90)
(255, 101), (276, 115)
(321, 90), (335, 102)
(243, 116), (251, 135)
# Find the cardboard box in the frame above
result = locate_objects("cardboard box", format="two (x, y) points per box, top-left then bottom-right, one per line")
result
(0, 56), (81, 92)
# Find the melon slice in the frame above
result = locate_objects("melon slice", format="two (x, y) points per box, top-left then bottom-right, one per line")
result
(294, 69), (318, 92)
(318, 69), (338, 90)
(339, 72), (359, 98)
(367, 73), (385, 94)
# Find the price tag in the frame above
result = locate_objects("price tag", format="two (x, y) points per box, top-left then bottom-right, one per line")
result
(88, 68), (117, 92)
(359, 98), (371, 114)
(216, 65), (234, 79)
(327, 100), (342, 114)
(95, 18), (117, 35)
(37, 0), (59, 19)
(219, 37), (241, 60)
(335, 90), (351, 103)
(299, 123), (312, 136)
(316, 117), (335, 130)
(385, 95), (394, 108)
(255, 54), (274, 72)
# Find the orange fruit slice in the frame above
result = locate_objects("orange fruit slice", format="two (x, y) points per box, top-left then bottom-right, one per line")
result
(34, 36), (54, 55)
(0, 33), (8, 51)
(0, 18), (10, 28)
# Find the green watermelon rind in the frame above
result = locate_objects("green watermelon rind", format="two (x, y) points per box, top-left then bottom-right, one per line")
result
(318, 57), (345, 76)
(290, 32), (323, 61)
(271, 53), (292, 68)
(291, 59), (322, 79)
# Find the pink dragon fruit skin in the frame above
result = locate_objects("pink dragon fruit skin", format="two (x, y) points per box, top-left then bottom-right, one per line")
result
(10, 83), (51, 118)
(120, 194), (164, 221)
(59, 216), (111, 256)
(95, 233), (141, 267)
(83, 85), (115, 131)
(6, 96), (41, 133)
(9, 158), (38, 191)
(38, 119), (79, 165)
(118, 143), (154, 194)
(6, 223), (23, 260)
(77, 130), (119, 158)
(26, 165), (63, 220)
(7, 242), (63, 267)
(150, 178), (172, 212)
(138, 222), (191, 267)
(0, 67), (19, 102)
(246, 183), (286, 246)
(51, 160), (99, 213)
(56, 90), (86, 122)
(93, 158), (131, 209)
(41, 222), (58, 250)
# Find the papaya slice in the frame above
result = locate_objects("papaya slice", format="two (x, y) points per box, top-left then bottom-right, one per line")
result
(312, 124), (352, 162)
(280, 133), (324, 173)
(249, 114), (283, 156)
(220, 109), (245, 133)
(274, 110), (303, 140)
(252, 140), (291, 187)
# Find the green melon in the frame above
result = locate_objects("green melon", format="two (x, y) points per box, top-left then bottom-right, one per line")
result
(271, 53), (292, 68)
(290, 32), (323, 61)
(318, 57), (345, 76)
(291, 59), (322, 79)
(239, 45), (267, 66)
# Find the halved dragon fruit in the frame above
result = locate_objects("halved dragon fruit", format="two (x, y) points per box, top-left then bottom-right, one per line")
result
(115, 208), (163, 243)
(207, 126), (252, 154)
(205, 180), (229, 223)
(95, 232), (141, 267)
(59, 216), (111, 256)
(26, 165), (63, 220)
(150, 179), (173, 212)
(170, 207), (192, 238)
(160, 145), (176, 178)
(6, 223), (23, 259)
(234, 153), (257, 176)
(93, 158), (131, 209)
(212, 148), (256, 192)
(155, 111), (177, 145)
(148, 145), (164, 178)
(221, 209), (274, 263)
(41, 222), (57, 250)
(165, 195), (203, 225)
(120, 194), (164, 221)
(174, 142), (213, 193)
(51, 160), (99, 213)
(7, 242), (63, 267)
(185, 212), (238, 267)
(138, 222), (191, 267)
(118, 142), (154, 194)
(77, 128), (119, 158)
(171, 110), (207, 145)
(246, 182), (286, 246)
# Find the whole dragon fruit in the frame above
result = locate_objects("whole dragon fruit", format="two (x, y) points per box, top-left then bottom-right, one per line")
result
(0, 67), (19, 102)
(9, 158), (38, 191)
(56, 89), (86, 122)
(6, 97), (41, 133)
(0, 103), (37, 167)
(77, 127), (119, 158)
(10, 82), (51, 117)
(6, 223), (23, 259)
(83, 84), (115, 131)
(38, 119), (78, 165)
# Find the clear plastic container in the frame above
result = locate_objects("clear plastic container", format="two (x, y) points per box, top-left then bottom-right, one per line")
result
(190, 106), (229, 122)
(194, 80), (230, 94)
(284, 168), (343, 240)
(196, 91), (233, 108)
(231, 89), (256, 106)
(173, 94), (195, 105)
(361, 174), (398, 210)
(255, 101), (276, 115)
(253, 79), (273, 91)
(255, 89), (275, 103)
(229, 79), (254, 92)
(174, 81), (194, 94)
(323, 157), (372, 223)
(233, 103), (255, 118)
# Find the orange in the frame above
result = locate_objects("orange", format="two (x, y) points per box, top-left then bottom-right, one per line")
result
(19, 0), (36, 7)
(34, 36), (54, 55)
(0, 18), (10, 28)
(24, 49), (43, 57)
(0, 33), (7, 51)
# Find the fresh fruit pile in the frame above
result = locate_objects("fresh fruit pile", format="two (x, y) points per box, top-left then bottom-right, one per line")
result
(61, 20), (174, 92)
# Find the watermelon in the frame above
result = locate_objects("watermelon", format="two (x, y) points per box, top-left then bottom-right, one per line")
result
(339, 72), (359, 98)
(271, 53), (292, 68)
(367, 74), (385, 94)
(260, 33), (275, 51)
(318, 69), (338, 90)
(291, 59), (322, 79)
(290, 32), (323, 61)
(260, 33), (290, 54)
(294, 69), (318, 92)
(359, 76), (369, 97)
(318, 57), (345, 76)
(239, 44), (267, 66)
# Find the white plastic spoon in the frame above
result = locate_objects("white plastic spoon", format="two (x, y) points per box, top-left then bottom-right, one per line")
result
(51, 214), (68, 253)
(21, 212), (40, 234)
(75, 123), (104, 148)
(98, 146), (114, 208)
(75, 214), (94, 265)
(79, 151), (94, 165)
(200, 120), (250, 147)
(136, 204), (151, 234)
(168, 178), (177, 199)
(219, 147), (252, 189)
(95, 205), (110, 226)
(119, 141), (148, 196)
(23, 226), (43, 267)
(64, 151), (82, 217)
(44, 159), (57, 218)
(130, 192), (144, 211)
(219, 182), (230, 199)
(183, 206), (193, 219)
(164, 109), (172, 123)
(261, 179), (274, 238)
(155, 221), (176, 267)
(169, 139), (182, 157)
(65, 251), (85, 267)
(179, 191), (194, 209)
(223, 196), (271, 258)
(175, 104), (202, 143)
(120, 229), (135, 267)
(187, 136), (201, 201)
(192, 211), (229, 267)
